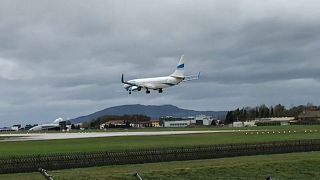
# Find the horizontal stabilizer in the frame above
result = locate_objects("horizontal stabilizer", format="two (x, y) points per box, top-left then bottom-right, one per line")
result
(183, 72), (200, 82)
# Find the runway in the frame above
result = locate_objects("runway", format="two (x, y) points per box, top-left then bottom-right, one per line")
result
(0, 130), (251, 141)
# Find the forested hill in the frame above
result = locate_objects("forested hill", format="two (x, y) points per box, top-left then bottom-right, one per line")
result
(71, 104), (227, 124)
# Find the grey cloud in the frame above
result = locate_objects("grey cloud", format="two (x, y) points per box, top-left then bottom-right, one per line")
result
(0, 0), (320, 126)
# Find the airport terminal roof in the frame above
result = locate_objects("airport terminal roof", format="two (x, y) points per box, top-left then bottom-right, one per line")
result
(298, 110), (320, 118)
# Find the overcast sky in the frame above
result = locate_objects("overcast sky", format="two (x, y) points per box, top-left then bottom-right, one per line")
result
(1, 0), (320, 126)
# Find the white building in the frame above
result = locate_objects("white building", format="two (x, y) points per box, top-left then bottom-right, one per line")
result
(255, 117), (295, 126)
(10, 126), (19, 131)
(193, 115), (215, 125)
(164, 120), (190, 127)
(256, 117), (295, 121)
(232, 122), (244, 127)
(161, 115), (216, 127)
(243, 121), (256, 127)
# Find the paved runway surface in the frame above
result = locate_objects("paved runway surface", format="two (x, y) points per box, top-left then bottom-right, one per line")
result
(0, 130), (251, 141)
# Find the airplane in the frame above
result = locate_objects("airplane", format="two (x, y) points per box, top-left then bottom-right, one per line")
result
(28, 123), (60, 131)
(28, 118), (64, 131)
(121, 55), (200, 94)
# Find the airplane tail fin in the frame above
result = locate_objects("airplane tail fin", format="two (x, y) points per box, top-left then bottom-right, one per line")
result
(170, 55), (185, 78)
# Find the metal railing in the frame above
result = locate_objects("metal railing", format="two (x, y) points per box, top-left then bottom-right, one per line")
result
(0, 139), (319, 174)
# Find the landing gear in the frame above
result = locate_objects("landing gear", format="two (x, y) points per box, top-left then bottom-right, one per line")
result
(158, 89), (163, 93)
(146, 89), (150, 94)
(129, 90), (132, 94)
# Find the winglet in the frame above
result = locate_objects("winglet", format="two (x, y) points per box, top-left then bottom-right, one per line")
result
(121, 74), (124, 83)
(198, 72), (201, 79)
(121, 74), (138, 86)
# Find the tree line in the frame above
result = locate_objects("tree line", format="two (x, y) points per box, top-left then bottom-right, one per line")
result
(225, 103), (320, 124)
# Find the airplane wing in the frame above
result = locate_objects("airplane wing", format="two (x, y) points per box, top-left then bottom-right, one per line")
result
(183, 72), (200, 82)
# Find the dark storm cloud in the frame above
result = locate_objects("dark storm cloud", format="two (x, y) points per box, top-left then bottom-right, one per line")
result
(0, 0), (320, 126)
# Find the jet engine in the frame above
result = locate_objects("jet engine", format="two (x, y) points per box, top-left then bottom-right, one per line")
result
(130, 86), (139, 91)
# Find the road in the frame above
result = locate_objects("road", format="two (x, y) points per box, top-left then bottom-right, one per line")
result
(0, 130), (253, 141)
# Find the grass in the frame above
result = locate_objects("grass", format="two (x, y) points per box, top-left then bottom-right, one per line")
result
(0, 125), (320, 156)
(1, 151), (320, 179)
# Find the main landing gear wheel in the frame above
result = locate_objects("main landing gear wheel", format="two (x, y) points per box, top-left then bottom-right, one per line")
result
(146, 89), (150, 94)
(129, 91), (132, 94)
(158, 89), (163, 93)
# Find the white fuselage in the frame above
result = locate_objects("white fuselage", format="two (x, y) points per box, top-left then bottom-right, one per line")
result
(124, 76), (183, 91)
(28, 123), (60, 131)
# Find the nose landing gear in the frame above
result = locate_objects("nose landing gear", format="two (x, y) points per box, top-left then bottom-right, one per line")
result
(146, 88), (151, 94)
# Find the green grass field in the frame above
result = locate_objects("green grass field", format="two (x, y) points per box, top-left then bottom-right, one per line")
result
(1, 151), (320, 179)
(0, 125), (320, 156)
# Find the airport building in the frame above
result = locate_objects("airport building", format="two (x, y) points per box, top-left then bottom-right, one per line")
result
(192, 115), (216, 126)
(254, 117), (295, 126)
(59, 120), (72, 131)
(231, 117), (296, 127)
(0, 124), (23, 132)
(12, 124), (22, 131)
(297, 110), (320, 121)
(150, 120), (160, 127)
(131, 121), (152, 128)
(160, 115), (217, 127)
(100, 120), (127, 129)
(0, 127), (17, 132)
(163, 120), (191, 127)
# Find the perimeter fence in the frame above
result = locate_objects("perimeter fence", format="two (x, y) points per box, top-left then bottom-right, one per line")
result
(1, 139), (320, 174)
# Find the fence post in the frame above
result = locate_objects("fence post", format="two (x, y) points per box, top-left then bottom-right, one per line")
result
(38, 168), (54, 180)
(134, 172), (143, 180)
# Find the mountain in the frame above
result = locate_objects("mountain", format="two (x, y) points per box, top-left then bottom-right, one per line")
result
(71, 104), (227, 124)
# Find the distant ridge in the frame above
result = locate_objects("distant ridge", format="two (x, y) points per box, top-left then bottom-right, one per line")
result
(71, 104), (227, 124)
